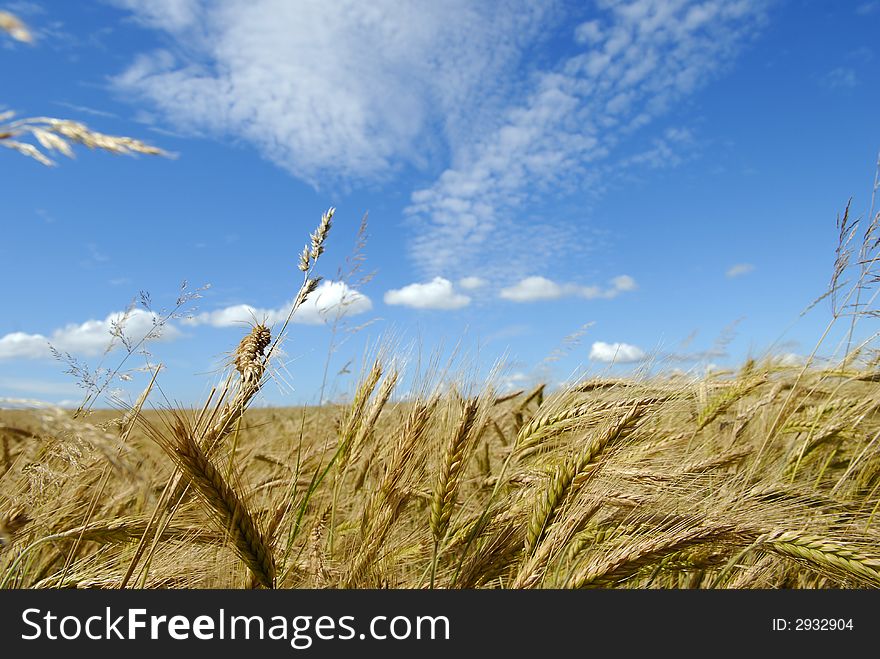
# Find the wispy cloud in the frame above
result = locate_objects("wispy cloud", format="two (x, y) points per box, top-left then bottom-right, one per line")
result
(820, 67), (858, 89)
(726, 263), (755, 278)
(79, 243), (110, 269)
(112, 1), (767, 280)
(187, 281), (371, 327)
(406, 0), (769, 276)
(0, 308), (180, 360)
(589, 340), (646, 364)
(108, 0), (202, 32)
(856, 2), (879, 15)
(112, 0), (555, 185)
(499, 274), (636, 302)
(384, 277), (471, 310)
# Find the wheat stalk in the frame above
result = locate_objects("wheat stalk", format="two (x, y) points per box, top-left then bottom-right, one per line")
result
(141, 412), (276, 588)
(525, 402), (647, 556)
(430, 398), (480, 547)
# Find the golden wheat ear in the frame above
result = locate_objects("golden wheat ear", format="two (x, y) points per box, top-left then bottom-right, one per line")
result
(0, 11), (32, 42)
(143, 411), (277, 588)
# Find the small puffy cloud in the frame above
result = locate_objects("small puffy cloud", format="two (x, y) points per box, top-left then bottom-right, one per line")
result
(384, 277), (470, 310)
(589, 341), (646, 364)
(188, 281), (371, 327)
(726, 263), (755, 278)
(187, 304), (261, 328)
(0, 309), (180, 360)
(500, 275), (637, 302)
(610, 275), (637, 292)
(458, 276), (487, 290)
(499, 276), (563, 302)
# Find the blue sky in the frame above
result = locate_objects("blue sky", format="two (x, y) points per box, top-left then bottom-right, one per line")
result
(1, 0), (879, 407)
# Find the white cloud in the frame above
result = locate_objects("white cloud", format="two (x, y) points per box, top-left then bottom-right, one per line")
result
(109, 0), (201, 32)
(500, 274), (637, 302)
(589, 341), (646, 364)
(112, 1), (767, 279)
(0, 308), (180, 360)
(609, 274), (637, 293)
(499, 276), (564, 302)
(726, 263), (755, 278)
(384, 277), (470, 310)
(112, 0), (554, 185)
(459, 276), (488, 290)
(406, 0), (768, 275)
(187, 281), (371, 327)
(574, 20), (603, 45)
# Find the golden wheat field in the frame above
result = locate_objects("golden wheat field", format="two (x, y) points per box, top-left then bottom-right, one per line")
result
(5, 262), (880, 590)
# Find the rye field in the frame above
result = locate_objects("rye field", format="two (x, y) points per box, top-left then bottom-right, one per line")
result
(4, 206), (880, 590)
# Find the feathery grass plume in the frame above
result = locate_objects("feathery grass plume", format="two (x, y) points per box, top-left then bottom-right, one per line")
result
(0, 113), (167, 166)
(0, 11), (31, 42)
(297, 207), (334, 273)
(139, 410), (276, 588)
